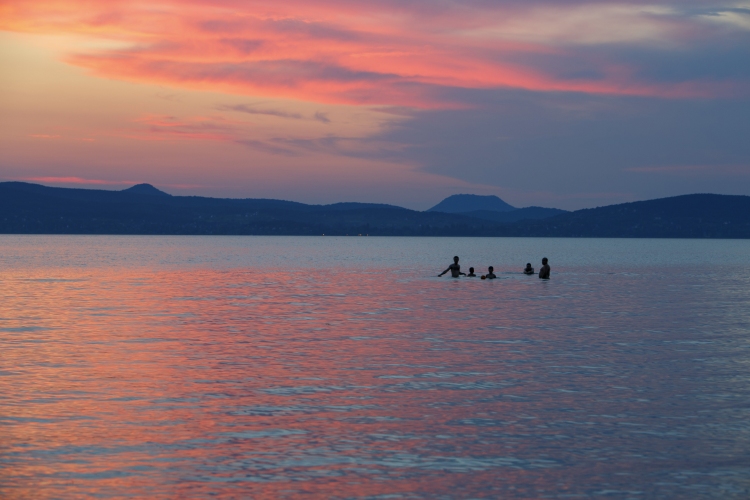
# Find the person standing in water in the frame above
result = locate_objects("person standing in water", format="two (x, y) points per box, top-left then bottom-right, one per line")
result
(538, 258), (550, 279)
(438, 256), (466, 278)
(485, 266), (497, 279)
(467, 267), (477, 277)
(523, 263), (534, 275)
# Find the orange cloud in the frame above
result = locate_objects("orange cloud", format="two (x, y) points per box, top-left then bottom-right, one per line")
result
(2, 0), (742, 108)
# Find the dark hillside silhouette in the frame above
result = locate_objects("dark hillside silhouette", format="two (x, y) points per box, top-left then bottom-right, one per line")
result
(0, 183), (748, 237)
(513, 194), (750, 238)
(463, 207), (568, 223)
(0, 182), (503, 235)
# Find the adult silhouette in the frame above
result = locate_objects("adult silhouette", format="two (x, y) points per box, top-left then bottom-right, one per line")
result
(439, 256), (466, 278)
(539, 258), (550, 279)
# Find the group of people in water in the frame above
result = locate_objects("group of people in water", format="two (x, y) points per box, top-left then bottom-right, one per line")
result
(438, 256), (550, 280)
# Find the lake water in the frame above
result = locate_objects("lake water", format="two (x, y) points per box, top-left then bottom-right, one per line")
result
(1, 236), (749, 499)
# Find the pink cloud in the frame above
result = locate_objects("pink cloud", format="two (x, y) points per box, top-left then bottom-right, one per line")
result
(2, 0), (744, 108)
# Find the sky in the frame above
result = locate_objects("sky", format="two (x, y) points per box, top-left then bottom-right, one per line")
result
(1, 1), (749, 210)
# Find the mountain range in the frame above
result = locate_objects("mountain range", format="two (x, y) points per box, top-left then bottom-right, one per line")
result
(1, 182), (748, 238)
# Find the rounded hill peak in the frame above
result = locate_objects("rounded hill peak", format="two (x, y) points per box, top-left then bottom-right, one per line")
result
(122, 183), (170, 196)
(428, 194), (515, 213)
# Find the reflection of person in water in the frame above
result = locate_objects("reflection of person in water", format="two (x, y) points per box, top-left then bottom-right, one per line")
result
(485, 266), (497, 279)
(467, 267), (477, 277)
(539, 258), (551, 279)
(523, 263), (535, 275)
(438, 256), (466, 278)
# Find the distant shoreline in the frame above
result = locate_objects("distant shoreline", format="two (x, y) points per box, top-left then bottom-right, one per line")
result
(2, 234), (749, 241)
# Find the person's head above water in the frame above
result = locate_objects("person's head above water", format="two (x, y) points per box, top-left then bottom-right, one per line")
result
(453, 256), (459, 263)
(469, 267), (474, 273)
(488, 266), (494, 272)
(542, 257), (548, 265)
(526, 263), (532, 268)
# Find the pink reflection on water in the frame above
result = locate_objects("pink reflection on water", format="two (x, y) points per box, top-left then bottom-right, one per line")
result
(1, 266), (749, 498)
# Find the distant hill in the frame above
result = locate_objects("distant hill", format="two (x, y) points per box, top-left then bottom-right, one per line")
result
(511, 194), (750, 238)
(0, 183), (748, 237)
(122, 183), (170, 196)
(428, 194), (515, 213)
(463, 207), (568, 224)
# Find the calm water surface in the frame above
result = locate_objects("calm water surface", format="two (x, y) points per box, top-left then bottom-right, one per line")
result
(1, 236), (749, 499)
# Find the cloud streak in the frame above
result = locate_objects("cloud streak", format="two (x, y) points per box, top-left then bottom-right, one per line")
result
(127, 114), (239, 142)
(15, 176), (137, 186)
(219, 104), (303, 119)
(625, 164), (750, 175)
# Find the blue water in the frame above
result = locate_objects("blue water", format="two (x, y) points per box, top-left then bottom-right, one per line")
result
(1, 236), (749, 498)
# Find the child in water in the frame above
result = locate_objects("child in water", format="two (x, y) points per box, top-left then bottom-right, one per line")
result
(485, 266), (497, 279)
(467, 267), (477, 277)
(438, 256), (466, 278)
(524, 263), (535, 275)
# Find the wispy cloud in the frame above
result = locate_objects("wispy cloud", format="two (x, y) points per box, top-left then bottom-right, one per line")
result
(236, 139), (299, 156)
(314, 112), (331, 123)
(219, 104), (302, 119)
(127, 114), (238, 142)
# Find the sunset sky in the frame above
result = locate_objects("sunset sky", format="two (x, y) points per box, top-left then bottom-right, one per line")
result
(1, 1), (749, 209)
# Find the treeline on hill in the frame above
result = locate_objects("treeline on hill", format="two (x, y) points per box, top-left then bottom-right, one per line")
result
(1, 182), (749, 238)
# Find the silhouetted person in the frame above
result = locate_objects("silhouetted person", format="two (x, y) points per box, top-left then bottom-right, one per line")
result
(524, 263), (534, 275)
(467, 267), (477, 277)
(539, 258), (550, 279)
(485, 266), (497, 279)
(439, 256), (466, 278)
